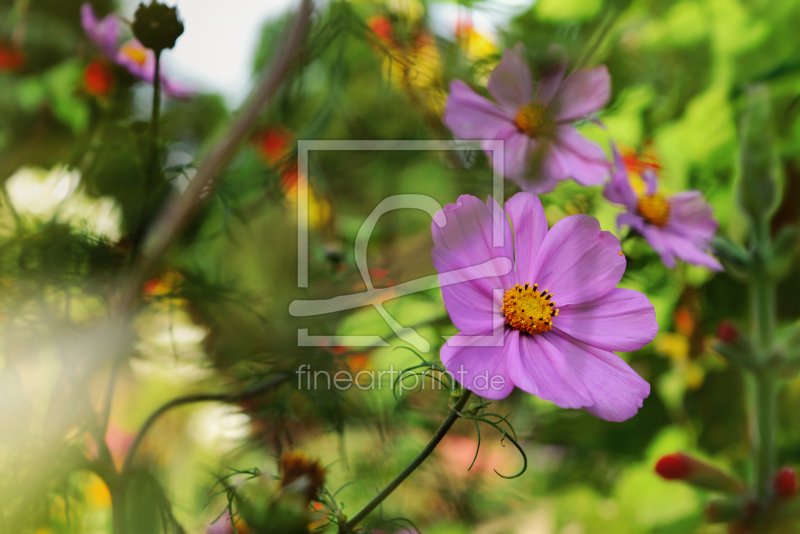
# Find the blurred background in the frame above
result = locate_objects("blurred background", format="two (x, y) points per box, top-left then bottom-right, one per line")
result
(1, 0), (799, 532)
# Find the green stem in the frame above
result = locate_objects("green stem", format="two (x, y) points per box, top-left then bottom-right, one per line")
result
(752, 261), (776, 353)
(151, 49), (162, 152)
(749, 243), (778, 504)
(121, 374), (289, 474)
(341, 390), (471, 532)
(110, 482), (128, 534)
(752, 370), (777, 502)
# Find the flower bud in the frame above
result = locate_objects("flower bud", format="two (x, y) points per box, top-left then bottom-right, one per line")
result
(738, 85), (779, 238)
(132, 1), (184, 52)
(655, 454), (692, 480)
(0, 41), (25, 72)
(775, 467), (798, 498)
(278, 451), (325, 505)
(461, 403), (484, 416)
(655, 453), (745, 494)
(770, 225), (799, 280)
(712, 326), (756, 369)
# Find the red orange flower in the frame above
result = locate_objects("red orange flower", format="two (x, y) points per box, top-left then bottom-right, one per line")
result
(84, 60), (116, 96)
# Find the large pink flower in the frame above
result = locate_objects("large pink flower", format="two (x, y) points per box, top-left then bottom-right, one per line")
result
(443, 43), (611, 194)
(432, 192), (657, 422)
(603, 146), (723, 271)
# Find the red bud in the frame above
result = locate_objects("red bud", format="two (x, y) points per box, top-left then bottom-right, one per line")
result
(655, 453), (745, 494)
(775, 467), (798, 498)
(656, 454), (693, 480)
(717, 321), (739, 344)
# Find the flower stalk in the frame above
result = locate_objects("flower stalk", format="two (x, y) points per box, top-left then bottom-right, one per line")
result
(340, 389), (471, 532)
(750, 260), (778, 504)
(151, 49), (162, 152)
(752, 368), (778, 503)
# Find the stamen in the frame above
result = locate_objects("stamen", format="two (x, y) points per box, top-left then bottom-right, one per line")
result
(637, 193), (670, 227)
(121, 43), (149, 66)
(514, 101), (554, 138)
(502, 283), (559, 335)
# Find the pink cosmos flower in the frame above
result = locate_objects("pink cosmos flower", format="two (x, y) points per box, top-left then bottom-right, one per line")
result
(603, 146), (723, 271)
(443, 43), (611, 194)
(80, 3), (190, 98)
(432, 192), (657, 422)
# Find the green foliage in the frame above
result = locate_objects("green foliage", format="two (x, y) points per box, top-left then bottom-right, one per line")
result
(2, 0), (800, 532)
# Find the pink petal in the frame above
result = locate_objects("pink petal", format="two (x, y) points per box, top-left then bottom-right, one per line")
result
(642, 169), (658, 195)
(486, 132), (531, 181)
(504, 192), (548, 284)
(660, 229), (723, 271)
(508, 330), (593, 409)
(617, 212), (645, 232)
(553, 65), (611, 122)
(510, 139), (563, 193)
(552, 125), (610, 186)
(530, 214), (626, 306)
(604, 145), (638, 212)
(666, 191), (719, 242)
(513, 171), (562, 194)
(444, 80), (516, 140)
(640, 226), (678, 268)
(440, 332), (516, 400)
(535, 45), (568, 105)
(115, 40), (156, 82)
(161, 76), (193, 99)
(432, 247), (504, 335)
(555, 288), (658, 352)
(81, 3), (120, 58)
(432, 195), (514, 286)
(487, 43), (533, 113)
(549, 331), (650, 422)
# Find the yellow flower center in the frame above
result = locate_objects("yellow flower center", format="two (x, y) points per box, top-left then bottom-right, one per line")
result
(502, 283), (559, 335)
(514, 102), (553, 138)
(637, 194), (671, 227)
(121, 43), (148, 66)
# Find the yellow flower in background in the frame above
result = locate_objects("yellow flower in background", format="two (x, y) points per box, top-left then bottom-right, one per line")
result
(253, 126), (334, 231)
(455, 21), (498, 62)
(366, 7), (446, 114)
(86, 474), (112, 508)
(143, 269), (185, 298)
(282, 171), (333, 231)
(379, 34), (446, 113)
(656, 332), (704, 389)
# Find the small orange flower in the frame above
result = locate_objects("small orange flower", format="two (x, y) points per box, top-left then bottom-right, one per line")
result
(367, 15), (393, 42)
(0, 43), (25, 72)
(256, 127), (293, 166)
(84, 60), (116, 96)
(621, 146), (662, 177)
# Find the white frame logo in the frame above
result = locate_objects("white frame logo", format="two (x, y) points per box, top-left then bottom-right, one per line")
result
(288, 140), (507, 352)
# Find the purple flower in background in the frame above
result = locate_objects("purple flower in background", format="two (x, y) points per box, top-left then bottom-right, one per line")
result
(603, 146), (723, 271)
(80, 3), (190, 98)
(432, 193), (657, 422)
(444, 43), (611, 194)
(80, 3), (120, 58)
(115, 39), (192, 98)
